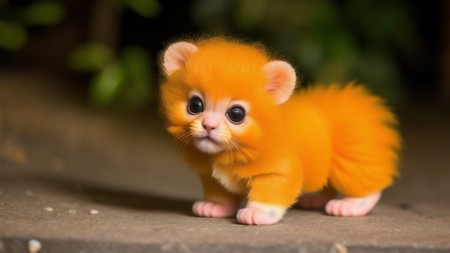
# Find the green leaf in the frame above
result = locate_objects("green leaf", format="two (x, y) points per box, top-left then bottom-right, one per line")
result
(22, 0), (65, 25)
(124, 0), (161, 18)
(90, 62), (126, 107)
(122, 47), (151, 84)
(121, 46), (152, 108)
(0, 20), (27, 51)
(69, 43), (114, 72)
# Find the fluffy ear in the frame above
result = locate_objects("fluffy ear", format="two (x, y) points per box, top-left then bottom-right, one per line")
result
(263, 60), (297, 104)
(163, 41), (198, 76)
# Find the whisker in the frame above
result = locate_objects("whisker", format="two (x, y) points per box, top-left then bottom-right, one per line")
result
(175, 128), (194, 153)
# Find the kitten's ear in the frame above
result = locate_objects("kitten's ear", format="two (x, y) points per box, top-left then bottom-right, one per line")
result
(163, 42), (198, 76)
(263, 61), (297, 104)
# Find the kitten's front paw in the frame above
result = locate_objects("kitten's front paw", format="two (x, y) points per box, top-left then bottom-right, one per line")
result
(192, 200), (237, 218)
(236, 202), (286, 225)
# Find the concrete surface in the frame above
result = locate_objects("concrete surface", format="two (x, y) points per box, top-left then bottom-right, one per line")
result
(0, 70), (449, 252)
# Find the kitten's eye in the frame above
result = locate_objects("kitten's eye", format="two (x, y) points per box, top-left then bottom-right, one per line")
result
(187, 96), (204, 114)
(226, 106), (246, 124)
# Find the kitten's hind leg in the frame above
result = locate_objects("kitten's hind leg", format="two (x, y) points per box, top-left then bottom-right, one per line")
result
(193, 200), (239, 218)
(297, 193), (333, 209)
(325, 191), (381, 217)
(297, 185), (336, 209)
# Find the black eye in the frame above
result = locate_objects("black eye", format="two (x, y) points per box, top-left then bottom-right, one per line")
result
(226, 106), (246, 124)
(187, 96), (204, 114)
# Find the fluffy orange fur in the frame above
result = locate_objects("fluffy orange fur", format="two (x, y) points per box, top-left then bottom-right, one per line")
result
(160, 37), (401, 218)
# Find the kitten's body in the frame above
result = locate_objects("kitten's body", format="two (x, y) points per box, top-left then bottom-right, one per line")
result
(160, 38), (400, 225)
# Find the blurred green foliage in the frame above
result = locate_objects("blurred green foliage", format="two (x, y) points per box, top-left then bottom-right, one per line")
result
(107, 0), (161, 17)
(90, 61), (125, 107)
(1, 0), (415, 109)
(192, 0), (415, 104)
(1, 0), (157, 111)
(22, 0), (64, 25)
(69, 44), (152, 109)
(68, 0), (157, 110)
(0, 0), (64, 51)
(0, 20), (27, 50)
(69, 43), (115, 72)
(118, 0), (161, 18)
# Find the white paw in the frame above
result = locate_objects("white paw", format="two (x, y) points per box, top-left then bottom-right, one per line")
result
(236, 201), (286, 225)
(325, 192), (381, 217)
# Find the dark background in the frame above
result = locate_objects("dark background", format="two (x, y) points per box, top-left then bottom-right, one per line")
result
(1, 0), (449, 112)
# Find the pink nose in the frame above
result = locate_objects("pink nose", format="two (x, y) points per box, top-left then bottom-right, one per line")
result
(202, 122), (217, 131)
(202, 113), (219, 131)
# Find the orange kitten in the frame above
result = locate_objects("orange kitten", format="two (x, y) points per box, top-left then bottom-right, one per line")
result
(160, 37), (401, 225)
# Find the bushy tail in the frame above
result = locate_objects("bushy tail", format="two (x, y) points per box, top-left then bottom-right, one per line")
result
(305, 84), (401, 197)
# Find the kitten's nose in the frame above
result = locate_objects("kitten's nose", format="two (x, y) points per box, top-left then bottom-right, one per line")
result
(202, 114), (219, 132)
(202, 122), (217, 131)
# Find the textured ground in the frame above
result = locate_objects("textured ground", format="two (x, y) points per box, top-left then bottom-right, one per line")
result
(0, 70), (449, 252)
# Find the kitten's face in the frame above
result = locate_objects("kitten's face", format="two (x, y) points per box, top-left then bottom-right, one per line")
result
(161, 39), (296, 159)
(166, 88), (262, 155)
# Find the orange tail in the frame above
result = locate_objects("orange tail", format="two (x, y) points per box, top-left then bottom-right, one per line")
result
(303, 84), (401, 197)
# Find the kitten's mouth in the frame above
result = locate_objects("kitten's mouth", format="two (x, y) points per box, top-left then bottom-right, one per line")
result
(200, 136), (219, 144)
(194, 136), (223, 154)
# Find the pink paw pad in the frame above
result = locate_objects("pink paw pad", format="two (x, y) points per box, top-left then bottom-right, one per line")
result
(325, 192), (381, 217)
(192, 200), (237, 218)
(237, 207), (282, 225)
